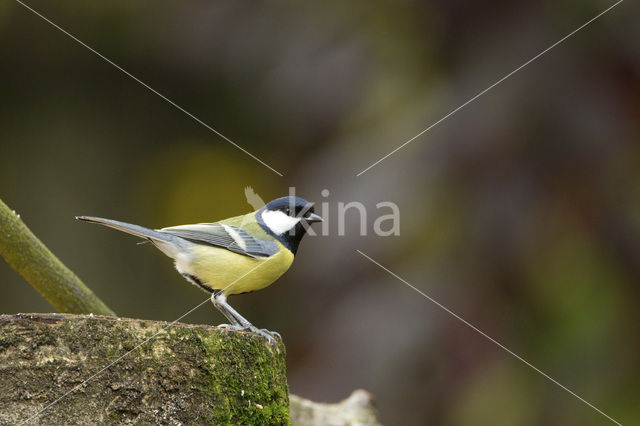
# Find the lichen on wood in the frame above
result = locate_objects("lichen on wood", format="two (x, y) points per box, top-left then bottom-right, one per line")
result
(0, 313), (289, 425)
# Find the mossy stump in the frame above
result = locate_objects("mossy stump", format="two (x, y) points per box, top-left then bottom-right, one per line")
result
(0, 314), (289, 425)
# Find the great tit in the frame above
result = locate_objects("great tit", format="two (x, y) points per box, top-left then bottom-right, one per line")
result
(77, 196), (322, 344)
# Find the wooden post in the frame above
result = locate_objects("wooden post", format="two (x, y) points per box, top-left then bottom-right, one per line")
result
(0, 314), (289, 424)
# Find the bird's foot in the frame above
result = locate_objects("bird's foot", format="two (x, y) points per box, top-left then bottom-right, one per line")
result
(217, 324), (280, 345)
(246, 326), (280, 345)
(261, 329), (281, 339)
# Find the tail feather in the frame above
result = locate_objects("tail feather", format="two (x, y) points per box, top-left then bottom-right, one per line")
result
(76, 216), (176, 243)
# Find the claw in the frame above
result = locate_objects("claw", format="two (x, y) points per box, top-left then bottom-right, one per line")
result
(253, 328), (277, 345)
(246, 327), (279, 345)
(217, 324), (280, 345)
(261, 329), (281, 339)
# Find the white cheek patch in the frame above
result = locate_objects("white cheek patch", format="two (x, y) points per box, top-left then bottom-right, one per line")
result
(261, 209), (301, 235)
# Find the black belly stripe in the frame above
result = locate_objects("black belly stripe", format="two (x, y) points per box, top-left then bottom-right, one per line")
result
(182, 273), (214, 293)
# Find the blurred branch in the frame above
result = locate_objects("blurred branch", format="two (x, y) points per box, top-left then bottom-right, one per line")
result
(290, 390), (382, 426)
(0, 198), (115, 316)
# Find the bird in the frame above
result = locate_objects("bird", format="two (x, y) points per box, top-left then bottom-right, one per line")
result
(77, 196), (323, 344)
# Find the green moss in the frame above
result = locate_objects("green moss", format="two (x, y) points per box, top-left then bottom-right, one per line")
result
(190, 329), (289, 424)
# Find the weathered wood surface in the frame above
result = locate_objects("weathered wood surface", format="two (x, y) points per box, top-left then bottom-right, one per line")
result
(0, 313), (289, 425)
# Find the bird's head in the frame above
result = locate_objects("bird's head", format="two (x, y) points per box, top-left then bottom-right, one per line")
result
(257, 196), (323, 253)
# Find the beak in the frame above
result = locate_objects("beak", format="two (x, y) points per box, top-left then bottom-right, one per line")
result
(306, 213), (323, 223)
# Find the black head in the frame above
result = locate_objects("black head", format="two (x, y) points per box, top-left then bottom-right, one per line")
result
(256, 196), (322, 254)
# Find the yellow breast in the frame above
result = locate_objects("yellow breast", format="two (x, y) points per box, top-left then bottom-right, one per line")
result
(186, 242), (294, 295)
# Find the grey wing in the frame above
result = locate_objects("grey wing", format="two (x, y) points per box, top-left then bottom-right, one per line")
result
(159, 223), (278, 258)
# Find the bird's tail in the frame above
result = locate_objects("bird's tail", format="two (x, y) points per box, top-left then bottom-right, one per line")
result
(76, 216), (190, 261)
(76, 216), (176, 243)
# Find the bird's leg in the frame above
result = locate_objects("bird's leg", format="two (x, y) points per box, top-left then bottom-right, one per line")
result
(210, 292), (241, 328)
(212, 292), (279, 345)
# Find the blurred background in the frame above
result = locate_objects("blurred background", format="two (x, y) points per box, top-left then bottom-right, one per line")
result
(1, 0), (639, 424)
